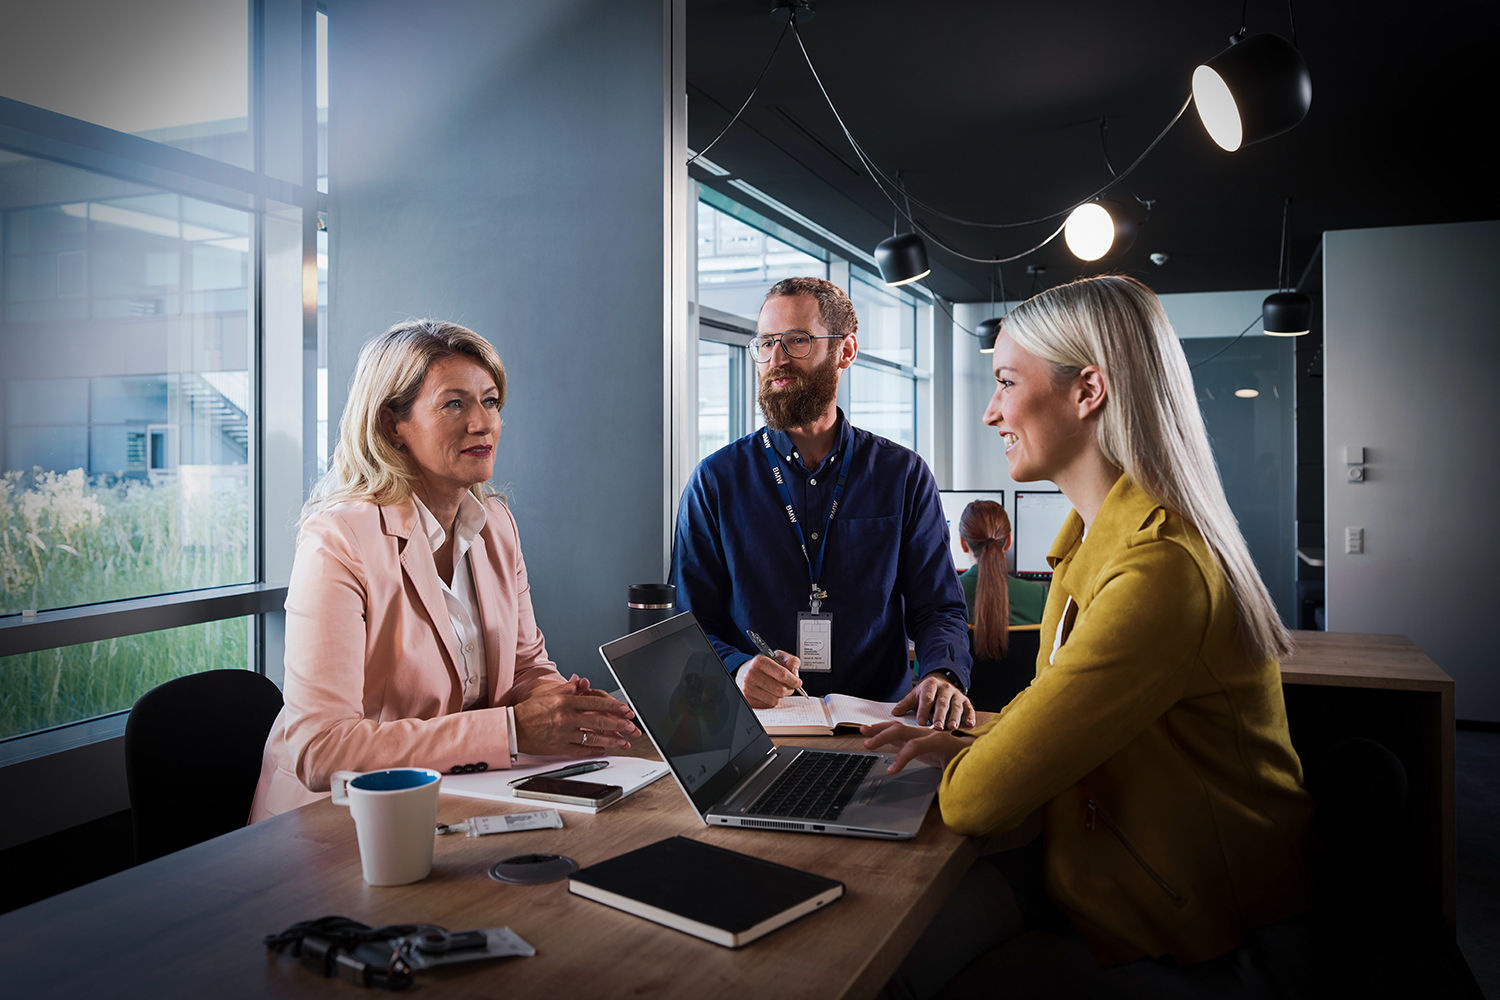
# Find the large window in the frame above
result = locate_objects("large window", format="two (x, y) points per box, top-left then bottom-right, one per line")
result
(1, 164), (255, 618)
(847, 271), (923, 449)
(850, 269), (917, 367)
(0, 2), (319, 748)
(693, 191), (827, 458)
(688, 186), (933, 463)
(697, 198), (826, 324)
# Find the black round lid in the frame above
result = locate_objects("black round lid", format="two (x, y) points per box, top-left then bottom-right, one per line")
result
(628, 584), (676, 606)
(488, 853), (578, 885)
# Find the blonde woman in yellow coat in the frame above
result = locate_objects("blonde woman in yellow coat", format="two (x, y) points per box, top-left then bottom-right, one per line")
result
(867, 276), (1316, 999)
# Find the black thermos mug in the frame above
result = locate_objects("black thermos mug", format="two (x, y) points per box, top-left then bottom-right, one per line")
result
(627, 584), (676, 634)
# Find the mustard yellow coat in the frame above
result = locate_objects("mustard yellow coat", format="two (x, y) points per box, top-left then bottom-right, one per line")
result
(940, 476), (1316, 965)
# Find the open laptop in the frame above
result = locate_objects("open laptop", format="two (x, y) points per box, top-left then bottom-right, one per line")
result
(599, 611), (941, 840)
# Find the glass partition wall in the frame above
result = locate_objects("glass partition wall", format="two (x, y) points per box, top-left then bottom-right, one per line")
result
(0, 1), (322, 749)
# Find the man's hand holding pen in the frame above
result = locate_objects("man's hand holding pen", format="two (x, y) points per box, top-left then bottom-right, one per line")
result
(737, 649), (807, 708)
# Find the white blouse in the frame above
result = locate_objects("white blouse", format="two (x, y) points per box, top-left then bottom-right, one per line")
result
(411, 493), (518, 754)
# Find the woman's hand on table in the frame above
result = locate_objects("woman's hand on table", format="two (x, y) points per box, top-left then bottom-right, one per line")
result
(860, 721), (974, 775)
(513, 675), (642, 757)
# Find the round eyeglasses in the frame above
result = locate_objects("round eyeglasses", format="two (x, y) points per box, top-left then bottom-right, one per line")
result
(750, 332), (843, 362)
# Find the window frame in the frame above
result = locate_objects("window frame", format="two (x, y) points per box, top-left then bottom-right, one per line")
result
(696, 306), (756, 456)
(0, 0), (323, 762)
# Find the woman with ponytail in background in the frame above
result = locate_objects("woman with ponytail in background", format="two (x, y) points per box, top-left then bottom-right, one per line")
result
(956, 500), (1046, 661)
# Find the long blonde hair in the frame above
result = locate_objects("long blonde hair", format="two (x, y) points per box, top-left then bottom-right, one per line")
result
(303, 319), (507, 524)
(1002, 276), (1291, 662)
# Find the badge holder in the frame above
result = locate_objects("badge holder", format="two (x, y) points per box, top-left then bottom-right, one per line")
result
(798, 591), (832, 672)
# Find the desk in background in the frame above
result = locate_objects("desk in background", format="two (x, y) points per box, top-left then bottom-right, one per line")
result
(1279, 630), (1456, 932)
(0, 731), (982, 1000)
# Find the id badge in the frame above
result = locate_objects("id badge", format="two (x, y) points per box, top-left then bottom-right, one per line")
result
(797, 612), (833, 672)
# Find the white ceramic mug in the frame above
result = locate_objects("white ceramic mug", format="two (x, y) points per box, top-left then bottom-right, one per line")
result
(330, 767), (443, 886)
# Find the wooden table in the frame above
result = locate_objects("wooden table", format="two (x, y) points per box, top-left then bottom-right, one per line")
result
(1279, 630), (1456, 931)
(0, 733), (981, 1000)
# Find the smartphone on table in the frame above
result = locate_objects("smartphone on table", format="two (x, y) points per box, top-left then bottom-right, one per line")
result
(512, 776), (623, 809)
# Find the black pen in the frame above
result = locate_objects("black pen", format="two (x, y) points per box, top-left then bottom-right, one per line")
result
(748, 630), (811, 698)
(507, 760), (610, 786)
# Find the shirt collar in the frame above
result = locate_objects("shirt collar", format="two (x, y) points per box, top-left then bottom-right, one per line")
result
(765, 407), (851, 472)
(410, 491), (488, 555)
(1046, 474), (1159, 586)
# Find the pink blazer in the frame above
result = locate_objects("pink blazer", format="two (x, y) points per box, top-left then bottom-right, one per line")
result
(249, 497), (564, 822)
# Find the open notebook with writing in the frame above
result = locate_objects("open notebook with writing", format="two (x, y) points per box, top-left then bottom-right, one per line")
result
(753, 693), (914, 736)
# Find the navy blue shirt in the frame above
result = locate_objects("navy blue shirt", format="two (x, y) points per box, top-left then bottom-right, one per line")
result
(671, 409), (971, 702)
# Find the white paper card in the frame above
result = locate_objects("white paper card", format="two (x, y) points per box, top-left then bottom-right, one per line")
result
(440, 755), (671, 814)
(797, 613), (832, 672)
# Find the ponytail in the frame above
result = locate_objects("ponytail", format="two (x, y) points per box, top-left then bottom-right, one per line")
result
(960, 500), (1012, 659)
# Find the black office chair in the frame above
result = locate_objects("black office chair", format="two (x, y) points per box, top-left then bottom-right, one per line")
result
(125, 669), (284, 864)
(1308, 737), (1409, 909)
(1304, 738), (1481, 998)
(966, 628), (1042, 714)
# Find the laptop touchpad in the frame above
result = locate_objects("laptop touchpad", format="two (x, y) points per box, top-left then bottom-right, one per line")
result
(864, 765), (940, 806)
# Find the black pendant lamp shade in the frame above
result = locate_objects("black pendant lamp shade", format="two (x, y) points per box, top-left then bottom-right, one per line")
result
(1262, 291), (1312, 336)
(875, 232), (931, 286)
(977, 318), (1001, 353)
(1193, 33), (1312, 152)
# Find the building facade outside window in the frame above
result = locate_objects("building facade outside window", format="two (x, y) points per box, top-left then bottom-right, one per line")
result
(0, 2), (319, 748)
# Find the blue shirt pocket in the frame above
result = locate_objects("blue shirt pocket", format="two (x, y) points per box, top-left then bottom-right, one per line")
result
(835, 515), (901, 596)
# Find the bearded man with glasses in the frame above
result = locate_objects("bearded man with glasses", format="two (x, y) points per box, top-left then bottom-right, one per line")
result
(671, 276), (974, 730)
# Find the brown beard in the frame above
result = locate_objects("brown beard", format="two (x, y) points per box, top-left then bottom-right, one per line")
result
(758, 347), (841, 431)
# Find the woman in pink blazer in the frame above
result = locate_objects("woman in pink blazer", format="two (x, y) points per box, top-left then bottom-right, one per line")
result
(250, 320), (639, 821)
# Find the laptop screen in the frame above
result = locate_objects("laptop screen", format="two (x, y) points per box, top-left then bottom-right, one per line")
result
(600, 613), (775, 815)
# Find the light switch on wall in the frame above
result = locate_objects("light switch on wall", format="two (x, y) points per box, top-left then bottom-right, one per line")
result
(1344, 446), (1365, 464)
(1345, 527), (1364, 555)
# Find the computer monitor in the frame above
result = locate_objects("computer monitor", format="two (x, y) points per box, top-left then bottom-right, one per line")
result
(1014, 491), (1073, 579)
(937, 490), (1006, 572)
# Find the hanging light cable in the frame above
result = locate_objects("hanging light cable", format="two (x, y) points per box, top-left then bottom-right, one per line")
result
(687, 20), (790, 168)
(788, 17), (1188, 265)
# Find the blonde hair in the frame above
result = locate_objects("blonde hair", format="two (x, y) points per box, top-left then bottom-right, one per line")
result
(302, 319), (507, 524)
(1002, 275), (1291, 662)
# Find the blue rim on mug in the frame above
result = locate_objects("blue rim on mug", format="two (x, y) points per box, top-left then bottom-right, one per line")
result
(349, 769), (439, 792)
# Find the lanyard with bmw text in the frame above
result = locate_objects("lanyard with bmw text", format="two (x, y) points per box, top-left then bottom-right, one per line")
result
(758, 428), (854, 615)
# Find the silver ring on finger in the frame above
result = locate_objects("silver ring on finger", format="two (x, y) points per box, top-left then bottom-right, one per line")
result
(581, 731), (588, 746)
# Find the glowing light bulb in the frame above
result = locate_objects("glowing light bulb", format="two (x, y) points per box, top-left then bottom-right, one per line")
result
(1193, 65), (1243, 152)
(1064, 203), (1116, 261)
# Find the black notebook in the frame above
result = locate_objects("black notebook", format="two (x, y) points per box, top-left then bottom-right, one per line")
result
(568, 836), (845, 948)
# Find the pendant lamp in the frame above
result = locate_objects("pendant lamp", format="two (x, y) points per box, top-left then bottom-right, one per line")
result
(1262, 291), (1311, 337)
(1262, 197), (1310, 336)
(977, 269), (1005, 352)
(977, 318), (1000, 353)
(1193, 33), (1312, 152)
(875, 232), (930, 286)
(1064, 199), (1137, 262)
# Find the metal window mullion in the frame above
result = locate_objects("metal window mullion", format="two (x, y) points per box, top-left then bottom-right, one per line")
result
(0, 586), (288, 658)
(852, 353), (925, 379)
(0, 98), (302, 212)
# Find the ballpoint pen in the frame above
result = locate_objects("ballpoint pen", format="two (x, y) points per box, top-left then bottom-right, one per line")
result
(507, 760), (611, 786)
(747, 629), (811, 698)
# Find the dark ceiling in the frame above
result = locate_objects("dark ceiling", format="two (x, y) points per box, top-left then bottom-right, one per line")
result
(686, 0), (1500, 302)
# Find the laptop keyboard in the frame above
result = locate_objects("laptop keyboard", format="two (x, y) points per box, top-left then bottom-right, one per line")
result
(748, 752), (878, 822)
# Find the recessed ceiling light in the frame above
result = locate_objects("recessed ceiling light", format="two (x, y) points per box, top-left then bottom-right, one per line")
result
(1235, 388), (1260, 398)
